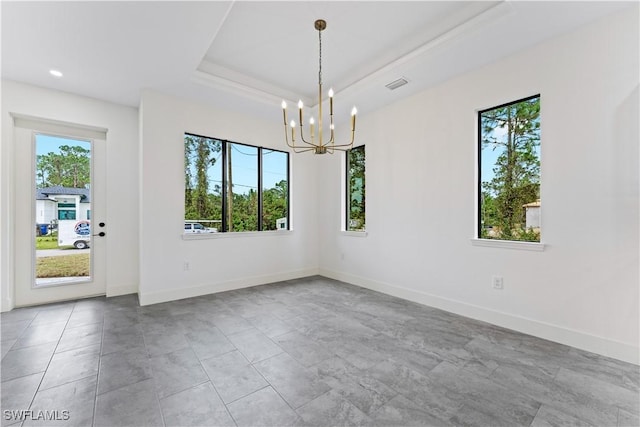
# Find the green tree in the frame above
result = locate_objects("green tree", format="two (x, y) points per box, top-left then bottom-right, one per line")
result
(184, 135), (221, 221)
(36, 145), (90, 188)
(230, 189), (258, 232)
(481, 97), (540, 241)
(262, 180), (288, 230)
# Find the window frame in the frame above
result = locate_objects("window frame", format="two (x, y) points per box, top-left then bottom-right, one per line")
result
(345, 145), (365, 232)
(184, 132), (289, 234)
(476, 94), (542, 246)
(261, 147), (290, 232)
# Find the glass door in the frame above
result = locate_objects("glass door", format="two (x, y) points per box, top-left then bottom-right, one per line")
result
(35, 134), (93, 286)
(13, 118), (107, 307)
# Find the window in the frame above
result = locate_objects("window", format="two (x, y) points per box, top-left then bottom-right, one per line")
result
(57, 209), (76, 220)
(262, 149), (289, 231)
(346, 145), (365, 231)
(478, 95), (540, 242)
(184, 134), (289, 233)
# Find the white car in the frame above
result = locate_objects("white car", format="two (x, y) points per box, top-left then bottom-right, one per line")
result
(184, 222), (217, 233)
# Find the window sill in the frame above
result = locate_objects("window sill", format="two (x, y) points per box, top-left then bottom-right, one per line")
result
(341, 231), (368, 238)
(182, 230), (293, 240)
(470, 238), (545, 252)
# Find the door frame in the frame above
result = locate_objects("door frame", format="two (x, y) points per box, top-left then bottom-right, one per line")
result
(12, 114), (108, 307)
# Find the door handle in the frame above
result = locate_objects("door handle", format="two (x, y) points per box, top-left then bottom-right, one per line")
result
(92, 232), (106, 237)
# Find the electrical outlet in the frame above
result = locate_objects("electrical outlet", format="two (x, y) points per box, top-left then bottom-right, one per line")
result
(183, 261), (190, 271)
(492, 276), (504, 290)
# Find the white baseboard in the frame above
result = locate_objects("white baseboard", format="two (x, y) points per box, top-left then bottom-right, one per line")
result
(320, 268), (639, 366)
(106, 283), (138, 298)
(139, 268), (320, 307)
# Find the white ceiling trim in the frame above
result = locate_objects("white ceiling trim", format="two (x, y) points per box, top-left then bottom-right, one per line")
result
(192, 68), (295, 108)
(339, 1), (514, 99)
(192, 0), (512, 111)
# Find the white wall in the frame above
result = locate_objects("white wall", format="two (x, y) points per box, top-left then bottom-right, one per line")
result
(35, 200), (55, 225)
(1, 7), (636, 365)
(319, 8), (639, 364)
(138, 90), (320, 305)
(1, 81), (139, 310)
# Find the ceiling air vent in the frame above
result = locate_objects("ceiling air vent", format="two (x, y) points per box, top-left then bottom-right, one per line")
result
(385, 77), (409, 91)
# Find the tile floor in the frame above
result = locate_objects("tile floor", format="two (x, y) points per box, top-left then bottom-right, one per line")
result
(1, 276), (638, 426)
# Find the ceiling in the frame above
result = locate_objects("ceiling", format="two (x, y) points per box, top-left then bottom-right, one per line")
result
(1, 1), (634, 125)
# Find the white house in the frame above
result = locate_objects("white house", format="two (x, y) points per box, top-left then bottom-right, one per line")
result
(36, 185), (91, 228)
(523, 200), (541, 230)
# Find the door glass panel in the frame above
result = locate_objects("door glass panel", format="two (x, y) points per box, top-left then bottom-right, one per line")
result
(35, 134), (92, 287)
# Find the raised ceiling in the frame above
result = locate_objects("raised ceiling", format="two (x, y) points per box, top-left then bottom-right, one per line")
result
(1, 1), (633, 124)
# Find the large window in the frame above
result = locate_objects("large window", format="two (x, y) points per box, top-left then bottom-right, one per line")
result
(346, 145), (365, 231)
(184, 134), (289, 233)
(478, 95), (541, 242)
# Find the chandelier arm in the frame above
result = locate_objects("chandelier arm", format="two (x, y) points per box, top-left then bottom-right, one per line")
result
(283, 126), (291, 148)
(291, 146), (316, 154)
(297, 131), (316, 147)
(289, 140), (318, 150)
(298, 122), (310, 145)
(285, 132), (318, 150)
(284, 134), (316, 153)
(326, 139), (355, 149)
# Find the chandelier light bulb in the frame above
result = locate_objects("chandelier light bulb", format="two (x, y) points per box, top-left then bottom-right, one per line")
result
(298, 100), (304, 109)
(309, 117), (315, 125)
(351, 107), (358, 116)
(328, 88), (334, 98)
(290, 120), (296, 128)
(281, 100), (287, 109)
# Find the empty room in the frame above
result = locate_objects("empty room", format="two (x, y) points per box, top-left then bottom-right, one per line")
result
(1, 1), (638, 426)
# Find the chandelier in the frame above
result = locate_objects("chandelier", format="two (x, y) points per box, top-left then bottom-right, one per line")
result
(281, 19), (357, 154)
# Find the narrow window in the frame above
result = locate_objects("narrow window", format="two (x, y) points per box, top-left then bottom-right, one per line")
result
(262, 149), (289, 231)
(346, 145), (365, 231)
(478, 95), (541, 242)
(227, 143), (258, 232)
(184, 134), (289, 233)
(184, 135), (223, 232)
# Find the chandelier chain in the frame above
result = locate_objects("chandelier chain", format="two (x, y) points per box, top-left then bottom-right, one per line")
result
(318, 27), (322, 86)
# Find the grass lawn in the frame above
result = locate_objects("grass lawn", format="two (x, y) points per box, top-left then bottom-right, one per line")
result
(36, 235), (59, 250)
(36, 254), (90, 278)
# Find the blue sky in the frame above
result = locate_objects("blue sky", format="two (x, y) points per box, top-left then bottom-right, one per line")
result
(205, 144), (287, 195)
(480, 124), (541, 188)
(480, 126), (504, 185)
(36, 134), (91, 156)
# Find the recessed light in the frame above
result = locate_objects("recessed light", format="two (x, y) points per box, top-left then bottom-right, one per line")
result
(49, 69), (63, 78)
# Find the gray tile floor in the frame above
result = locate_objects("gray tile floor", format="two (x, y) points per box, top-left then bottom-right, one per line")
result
(1, 276), (638, 427)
